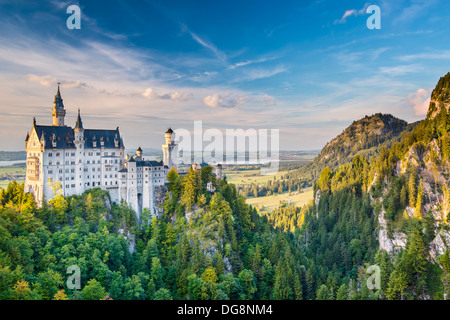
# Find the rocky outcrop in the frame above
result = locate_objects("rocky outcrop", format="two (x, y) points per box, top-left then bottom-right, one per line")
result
(118, 228), (136, 253)
(154, 184), (168, 217)
(377, 209), (407, 254)
(430, 230), (450, 261)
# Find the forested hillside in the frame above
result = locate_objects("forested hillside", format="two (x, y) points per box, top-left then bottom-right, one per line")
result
(1, 73), (449, 301)
(308, 72), (450, 299)
(297, 113), (415, 182)
(0, 159), (392, 301)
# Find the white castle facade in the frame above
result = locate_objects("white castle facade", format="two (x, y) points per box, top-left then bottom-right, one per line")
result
(24, 86), (180, 216)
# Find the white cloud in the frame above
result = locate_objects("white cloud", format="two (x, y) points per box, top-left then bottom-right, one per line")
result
(203, 93), (249, 108)
(379, 64), (421, 76)
(142, 88), (193, 101)
(182, 25), (227, 63)
(228, 56), (276, 70)
(335, 3), (369, 24)
(407, 88), (432, 116)
(233, 65), (287, 82)
(27, 74), (88, 89)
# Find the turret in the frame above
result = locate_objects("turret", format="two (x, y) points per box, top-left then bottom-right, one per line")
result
(136, 146), (143, 159)
(162, 127), (177, 169)
(52, 83), (66, 126)
(165, 127), (173, 145)
(74, 108), (85, 144)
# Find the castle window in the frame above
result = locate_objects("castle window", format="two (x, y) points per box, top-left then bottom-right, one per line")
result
(49, 153), (53, 157)
(48, 170), (53, 174)
(71, 153), (75, 156)
(56, 153), (60, 156)
(49, 161), (52, 165)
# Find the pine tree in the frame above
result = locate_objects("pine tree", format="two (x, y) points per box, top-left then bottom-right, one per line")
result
(414, 178), (424, 219)
(181, 167), (199, 211)
(336, 283), (348, 300)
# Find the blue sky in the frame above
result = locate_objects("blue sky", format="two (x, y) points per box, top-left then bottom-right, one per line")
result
(0, 0), (450, 151)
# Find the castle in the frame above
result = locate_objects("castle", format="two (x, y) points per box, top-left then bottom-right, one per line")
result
(24, 85), (179, 216)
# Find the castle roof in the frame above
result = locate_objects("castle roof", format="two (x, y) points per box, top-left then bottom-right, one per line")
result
(33, 125), (75, 149)
(84, 129), (123, 149)
(53, 84), (64, 110)
(165, 128), (173, 134)
(32, 125), (123, 149)
(74, 108), (83, 130)
(136, 160), (163, 167)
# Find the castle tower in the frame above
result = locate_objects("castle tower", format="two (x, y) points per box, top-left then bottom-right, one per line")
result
(74, 108), (85, 194)
(136, 146), (143, 159)
(51, 84), (66, 126)
(214, 163), (222, 179)
(162, 128), (177, 169)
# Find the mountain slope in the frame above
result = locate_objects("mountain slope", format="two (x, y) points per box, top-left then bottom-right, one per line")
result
(310, 72), (450, 299)
(298, 113), (412, 181)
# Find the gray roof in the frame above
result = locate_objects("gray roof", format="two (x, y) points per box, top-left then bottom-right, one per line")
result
(34, 125), (75, 149)
(84, 129), (123, 149)
(33, 125), (124, 149)
(136, 160), (163, 167)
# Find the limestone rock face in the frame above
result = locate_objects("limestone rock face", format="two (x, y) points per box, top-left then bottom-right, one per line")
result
(430, 230), (450, 261)
(377, 209), (407, 254)
(314, 190), (321, 219)
(118, 228), (136, 253)
(154, 184), (168, 216)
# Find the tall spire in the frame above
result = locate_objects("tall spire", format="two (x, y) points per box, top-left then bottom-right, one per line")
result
(75, 108), (83, 130)
(52, 83), (66, 126)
